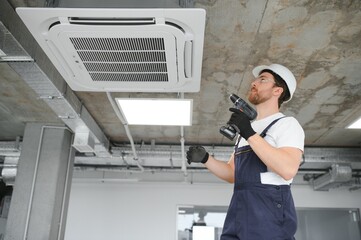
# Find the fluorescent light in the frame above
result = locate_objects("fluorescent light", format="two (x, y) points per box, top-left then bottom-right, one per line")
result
(116, 98), (192, 126)
(347, 116), (361, 129)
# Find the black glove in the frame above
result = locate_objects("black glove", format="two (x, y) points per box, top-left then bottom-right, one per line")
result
(228, 108), (256, 140)
(186, 146), (209, 164)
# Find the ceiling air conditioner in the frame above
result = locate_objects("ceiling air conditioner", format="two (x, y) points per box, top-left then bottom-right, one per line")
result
(16, 8), (206, 92)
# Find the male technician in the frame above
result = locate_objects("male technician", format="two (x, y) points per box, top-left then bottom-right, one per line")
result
(187, 64), (305, 239)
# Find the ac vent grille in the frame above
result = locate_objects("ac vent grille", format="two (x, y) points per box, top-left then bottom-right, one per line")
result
(89, 73), (168, 82)
(77, 51), (166, 62)
(70, 37), (165, 51)
(84, 63), (167, 73)
(69, 17), (156, 26)
(70, 37), (168, 82)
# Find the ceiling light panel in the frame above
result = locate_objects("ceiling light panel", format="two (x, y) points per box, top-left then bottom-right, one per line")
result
(347, 116), (361, 129)
(116, 98), (192, 126)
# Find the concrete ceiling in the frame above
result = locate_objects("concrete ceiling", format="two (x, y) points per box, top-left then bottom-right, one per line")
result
(1, 0), (361, 150)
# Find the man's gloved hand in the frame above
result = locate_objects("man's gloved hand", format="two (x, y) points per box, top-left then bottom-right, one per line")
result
(186, 146), (209, 164)
(228, 108), (256, 140)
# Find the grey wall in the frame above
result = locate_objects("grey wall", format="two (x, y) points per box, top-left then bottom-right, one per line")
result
(64, 181), (361, 240)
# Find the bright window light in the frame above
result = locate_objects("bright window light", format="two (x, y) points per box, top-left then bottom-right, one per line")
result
(347, 116), (361, 129)
(116, 98), (192, 126)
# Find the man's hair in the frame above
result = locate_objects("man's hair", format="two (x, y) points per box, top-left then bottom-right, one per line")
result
(260, 69), (291, 108)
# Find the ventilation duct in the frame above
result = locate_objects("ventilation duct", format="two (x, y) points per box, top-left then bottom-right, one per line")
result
(312, 164), (353, 191)
(16, 8), (206, 92)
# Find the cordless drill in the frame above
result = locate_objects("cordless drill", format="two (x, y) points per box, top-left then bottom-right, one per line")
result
(219, 94), (257, 140)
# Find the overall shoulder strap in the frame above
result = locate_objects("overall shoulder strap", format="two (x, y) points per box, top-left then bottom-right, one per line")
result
(260, 116), (287, 138)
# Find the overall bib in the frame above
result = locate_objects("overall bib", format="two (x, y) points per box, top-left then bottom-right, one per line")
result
(221, 118), (297, 240)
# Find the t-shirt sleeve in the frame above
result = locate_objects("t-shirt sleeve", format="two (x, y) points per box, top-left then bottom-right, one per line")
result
(272, 117), (305, 151)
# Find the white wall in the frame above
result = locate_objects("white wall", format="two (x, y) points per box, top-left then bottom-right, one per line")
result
(64, 181), (361, 240)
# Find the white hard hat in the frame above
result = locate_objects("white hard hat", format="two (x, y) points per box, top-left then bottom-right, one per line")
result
(252, 64), (297, 102)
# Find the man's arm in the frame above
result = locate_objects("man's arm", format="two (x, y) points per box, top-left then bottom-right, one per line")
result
(227, 109), (303, 180)
(204, 153), (235, 183)
(186, 146), (235, 183)
(247, 135), (302, 180)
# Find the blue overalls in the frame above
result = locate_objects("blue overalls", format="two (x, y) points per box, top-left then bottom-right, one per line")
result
(221, 118), (297, 240)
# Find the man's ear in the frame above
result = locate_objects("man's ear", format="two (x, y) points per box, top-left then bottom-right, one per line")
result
(273, 86), (284, 97)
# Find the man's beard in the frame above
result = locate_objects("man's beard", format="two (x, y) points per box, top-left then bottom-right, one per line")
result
(248, 88), (270, 105)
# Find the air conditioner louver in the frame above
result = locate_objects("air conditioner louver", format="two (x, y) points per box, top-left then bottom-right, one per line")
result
(71, 37), (169, 83)
(16, 8), (206, 92)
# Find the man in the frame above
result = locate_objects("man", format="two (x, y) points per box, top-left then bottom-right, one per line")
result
(186, 64), (305, 240)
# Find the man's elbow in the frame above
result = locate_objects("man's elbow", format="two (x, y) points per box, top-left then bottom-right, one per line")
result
(226, 178), (235, 184)
(281, 169), (298, 181)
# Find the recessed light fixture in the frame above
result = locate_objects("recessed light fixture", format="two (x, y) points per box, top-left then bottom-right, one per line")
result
(116, 98), (193, 126)
(347, 116), (361, 129)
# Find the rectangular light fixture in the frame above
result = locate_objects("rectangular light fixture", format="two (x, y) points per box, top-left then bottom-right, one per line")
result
(347, 116), (361, 129)
(116, 98), (192, 126)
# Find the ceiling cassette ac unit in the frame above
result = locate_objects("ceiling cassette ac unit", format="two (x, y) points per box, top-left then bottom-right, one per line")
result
(16, 8), (206, 92)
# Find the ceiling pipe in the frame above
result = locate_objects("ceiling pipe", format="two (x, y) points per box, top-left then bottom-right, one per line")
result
(74, 166), (209, 173)
(179, 92), (188, 179)
(2, 141), (361, 190)
(180, 125), (188, 178)
(106, 92), (144, 173)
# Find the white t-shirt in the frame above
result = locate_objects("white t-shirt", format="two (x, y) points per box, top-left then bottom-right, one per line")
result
(236, 112), (305, 185)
